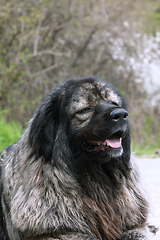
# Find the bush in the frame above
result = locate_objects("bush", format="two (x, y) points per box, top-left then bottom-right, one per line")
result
(0, 116), (22, 151)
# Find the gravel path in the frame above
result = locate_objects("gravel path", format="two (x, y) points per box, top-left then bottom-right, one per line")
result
(135, 157), (160, 239)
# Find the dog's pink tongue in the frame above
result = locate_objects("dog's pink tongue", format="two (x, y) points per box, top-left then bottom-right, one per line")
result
(105, 138), (122, 148)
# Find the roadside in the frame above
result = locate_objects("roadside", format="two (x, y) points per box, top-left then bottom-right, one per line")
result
(135, 157), (160, 239)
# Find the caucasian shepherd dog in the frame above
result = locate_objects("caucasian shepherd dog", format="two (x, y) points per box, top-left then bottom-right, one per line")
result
(0, 77), (154, 239)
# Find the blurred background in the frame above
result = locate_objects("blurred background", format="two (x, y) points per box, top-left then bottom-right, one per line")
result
(0, 0), (160, 155)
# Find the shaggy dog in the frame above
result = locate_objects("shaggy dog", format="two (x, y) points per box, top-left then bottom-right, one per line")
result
(0, 77), (152, 239)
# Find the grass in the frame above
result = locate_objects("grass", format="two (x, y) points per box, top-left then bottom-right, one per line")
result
(131, 142), (156, 156)
(131, 115), (160, 156)
(0, 116), (22, 152)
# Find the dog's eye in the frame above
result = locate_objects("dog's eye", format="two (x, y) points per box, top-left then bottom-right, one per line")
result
(108, 100), (119, 106)
(77, 107), (94, 114)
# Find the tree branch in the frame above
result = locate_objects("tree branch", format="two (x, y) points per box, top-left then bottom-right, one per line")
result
(72, 26), (97, 67)
(30, 63), (63, 78)
(33, 18), (43, 56)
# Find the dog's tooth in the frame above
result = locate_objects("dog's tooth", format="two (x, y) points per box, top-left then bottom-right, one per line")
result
(103, 140), (109, 146)
(106, 141), (109, 146)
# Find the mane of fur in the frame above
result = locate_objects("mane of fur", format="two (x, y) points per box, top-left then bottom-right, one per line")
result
(0, 78), (149, 240)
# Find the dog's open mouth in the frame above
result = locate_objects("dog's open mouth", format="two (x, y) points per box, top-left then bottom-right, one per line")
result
(83, 131), (123, 152)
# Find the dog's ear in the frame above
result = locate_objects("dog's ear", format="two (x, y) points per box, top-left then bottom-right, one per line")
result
(28, 92), (59, 162)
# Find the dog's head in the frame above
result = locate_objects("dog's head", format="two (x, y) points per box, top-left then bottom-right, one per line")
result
(29, 77), (130, 169)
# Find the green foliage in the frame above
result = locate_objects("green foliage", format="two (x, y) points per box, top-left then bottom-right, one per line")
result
(155, 128), (160, 150)
(142, 1), (160, 34)
(131, 142), (155, 155)
(0, 116), (22, 151)
(148, 6), (160, 33)
(142, 115), (160, 148)
(142, 115), (153, 140)
(132, 115), (160, 155)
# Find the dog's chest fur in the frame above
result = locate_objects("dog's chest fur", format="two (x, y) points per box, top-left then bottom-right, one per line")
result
(79, 169), (146, 240)
(2, 151), (146, 240)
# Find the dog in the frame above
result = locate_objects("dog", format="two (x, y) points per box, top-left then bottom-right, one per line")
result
(0, 77), (153, 239)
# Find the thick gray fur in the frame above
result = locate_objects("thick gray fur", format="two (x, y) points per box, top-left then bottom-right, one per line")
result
(0, 77), (155, 240)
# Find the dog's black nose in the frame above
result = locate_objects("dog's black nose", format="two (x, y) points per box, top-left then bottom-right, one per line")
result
(110, 109), (128, 121)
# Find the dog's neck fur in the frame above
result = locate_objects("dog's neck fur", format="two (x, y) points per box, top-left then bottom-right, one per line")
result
(75, 159), (148, 240)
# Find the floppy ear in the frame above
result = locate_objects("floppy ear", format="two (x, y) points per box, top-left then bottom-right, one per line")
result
(28, 92), (59, 162)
